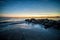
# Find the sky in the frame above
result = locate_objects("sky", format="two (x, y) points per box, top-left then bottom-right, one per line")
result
(0, 0), (60, 17)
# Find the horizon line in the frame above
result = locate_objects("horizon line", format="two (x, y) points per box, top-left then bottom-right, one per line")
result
(0, 16), (60, 18)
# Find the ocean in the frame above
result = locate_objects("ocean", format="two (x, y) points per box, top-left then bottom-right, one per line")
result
(0, 17), (60, 40)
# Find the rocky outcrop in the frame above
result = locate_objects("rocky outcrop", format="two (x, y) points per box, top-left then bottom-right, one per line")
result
(25, 18), (60, 30)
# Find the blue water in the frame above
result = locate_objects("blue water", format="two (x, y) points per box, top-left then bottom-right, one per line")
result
(0, 18), (60, 40)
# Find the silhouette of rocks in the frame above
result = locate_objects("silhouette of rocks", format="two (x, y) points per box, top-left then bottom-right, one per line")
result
(25, 18), (38, 24)
(25, 18), (60, 30)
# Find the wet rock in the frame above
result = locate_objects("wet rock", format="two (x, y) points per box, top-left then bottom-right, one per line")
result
(25, 18), (60, 30)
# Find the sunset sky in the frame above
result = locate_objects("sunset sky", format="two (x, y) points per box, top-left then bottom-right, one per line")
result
(1, 0), (60, 17)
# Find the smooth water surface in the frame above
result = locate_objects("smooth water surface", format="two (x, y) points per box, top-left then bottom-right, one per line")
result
(0, 18), (60, 40)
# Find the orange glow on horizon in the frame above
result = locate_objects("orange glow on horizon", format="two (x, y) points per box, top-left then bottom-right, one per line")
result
(0, 14), (60, 18)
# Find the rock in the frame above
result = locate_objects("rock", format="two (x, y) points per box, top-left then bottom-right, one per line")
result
(25, 18), (60, 29)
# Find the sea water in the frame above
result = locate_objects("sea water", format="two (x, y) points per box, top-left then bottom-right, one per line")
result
(0, 17), (60, 40)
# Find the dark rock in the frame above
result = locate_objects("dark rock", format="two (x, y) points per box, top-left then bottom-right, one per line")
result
(25, 18), (60, 29)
